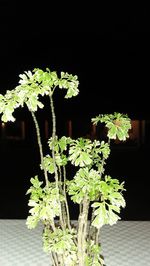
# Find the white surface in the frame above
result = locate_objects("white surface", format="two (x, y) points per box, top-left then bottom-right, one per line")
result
(0, 220), (150, 266)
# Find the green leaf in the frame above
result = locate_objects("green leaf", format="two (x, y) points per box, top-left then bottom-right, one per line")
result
(81, 152), (93, 165)
(65, 84), (79, 98)
(58, 136), (68, 151)
(42, 155), (55, 174)
(92, 210), (106, 228)
(91, 202), (101, 208)
(92, 112), (131, 141)
(67, 168), (101, 203)
(26, 215), (39, 229)
(108, 208), (121, 225)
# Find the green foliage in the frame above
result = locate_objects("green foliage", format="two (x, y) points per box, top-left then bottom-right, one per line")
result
(85, 240), (104, 266)
(0, 68), (79, 122)
(43, 227), (77, 265)
(92, 112), (131, 141)
(69, 138), (110, 169)
(91, 175), (125, 228)
(41, 136), (72, 175)
(26, 176), (64, 229)
(48, 136), (72, 153)
(0, 67), (132, 266)
(69, 138), (93, 167)
(67, 168), (102, 203)
(59, 72), (79, 98)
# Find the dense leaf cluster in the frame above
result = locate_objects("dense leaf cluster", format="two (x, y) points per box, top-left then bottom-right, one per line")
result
(0, 68), (79, 122)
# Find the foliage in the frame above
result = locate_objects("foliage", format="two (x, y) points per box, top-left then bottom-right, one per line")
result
(0, 68), (131, 266)
(26, 176), (64, 229)
(0, 68), (79, 122)
(43, 227), (77, 265)
(92, 113), (131, 141)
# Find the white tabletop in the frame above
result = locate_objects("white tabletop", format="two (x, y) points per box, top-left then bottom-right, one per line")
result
(0, 220), (150, 266)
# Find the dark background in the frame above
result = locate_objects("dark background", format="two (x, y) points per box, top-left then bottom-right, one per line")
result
(0, 2), (150, 220)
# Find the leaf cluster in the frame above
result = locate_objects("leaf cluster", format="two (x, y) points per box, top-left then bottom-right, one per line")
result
(0, 68), (79, 122)
(43, 227), (77, 265)
(92, 112), (131, 141)
(85, 240), (104, 266)
(91, 176), (125, 228)
(26, 176), (64, 229)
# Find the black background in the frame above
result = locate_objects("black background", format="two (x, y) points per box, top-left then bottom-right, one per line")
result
(0, 2), (150, 220)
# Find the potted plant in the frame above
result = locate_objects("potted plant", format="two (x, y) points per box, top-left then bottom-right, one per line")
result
(0, 68), (131, 266)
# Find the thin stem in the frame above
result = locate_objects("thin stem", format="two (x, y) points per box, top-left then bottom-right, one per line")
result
(88, 155), (106, 242)
(49, 93), (56, 139)
(63, 166), (71, 230)
(51, 252), (58, 266)
(77, 197), (89, 266)
(52, 252), (59, 266)
(58, 166), (67, 229)
(79, 203), (82, 215)
(31, 111), (49, 187)
(49, 94), (65, 230)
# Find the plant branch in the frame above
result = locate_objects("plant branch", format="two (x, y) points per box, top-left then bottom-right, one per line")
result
(77, 197), (89, 266)
(51, 252), (59, 266)
(63, 166), (71, 230)
(49, 93), (65, 230)
(30, 111), (49, 187)
(58, 166), (67, 229)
